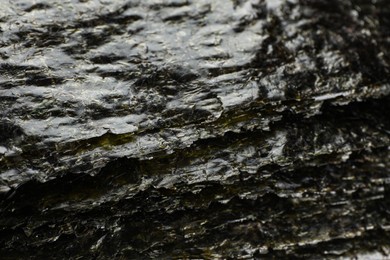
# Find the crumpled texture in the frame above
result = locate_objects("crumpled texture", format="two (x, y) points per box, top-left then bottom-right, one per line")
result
(0, 0), (389, 258)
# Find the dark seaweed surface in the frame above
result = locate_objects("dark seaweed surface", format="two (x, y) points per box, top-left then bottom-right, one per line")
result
(0, 0), (389, 259)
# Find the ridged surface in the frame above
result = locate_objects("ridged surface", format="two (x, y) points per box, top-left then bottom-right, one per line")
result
(0, 0), (389, 258)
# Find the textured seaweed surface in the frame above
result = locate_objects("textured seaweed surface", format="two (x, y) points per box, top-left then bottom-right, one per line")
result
(0, 0), (389, 259)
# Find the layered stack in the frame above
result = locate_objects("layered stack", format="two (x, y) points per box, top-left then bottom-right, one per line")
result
(0, 0), (389, 258)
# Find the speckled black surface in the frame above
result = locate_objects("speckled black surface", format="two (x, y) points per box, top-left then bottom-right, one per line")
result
(0, 0), (389, 258)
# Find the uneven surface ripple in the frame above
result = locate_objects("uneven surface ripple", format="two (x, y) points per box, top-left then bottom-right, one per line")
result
(0, 0), (389, 258)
